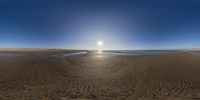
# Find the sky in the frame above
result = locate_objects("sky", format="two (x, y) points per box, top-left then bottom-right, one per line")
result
(0, 0), (200, 50)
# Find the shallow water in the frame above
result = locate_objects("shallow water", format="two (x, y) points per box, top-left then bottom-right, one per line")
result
(103, 50), (177, 56)
(53, 51), (88, 58)
(0, 50), (178, 61)
(0, 53), (21, 58)
(61, 52), (88, 56)
(0, 52), (49, 61)
(0, 51), (89, 61)
(189, 52), (200, 56)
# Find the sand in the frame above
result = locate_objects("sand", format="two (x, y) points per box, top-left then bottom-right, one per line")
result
(0, 51), (200, 100)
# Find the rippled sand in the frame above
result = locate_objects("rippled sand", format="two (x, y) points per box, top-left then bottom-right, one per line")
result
(0, 51), (200, 100)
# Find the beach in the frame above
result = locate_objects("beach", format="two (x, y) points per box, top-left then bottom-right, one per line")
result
(0, 51), (200, 100)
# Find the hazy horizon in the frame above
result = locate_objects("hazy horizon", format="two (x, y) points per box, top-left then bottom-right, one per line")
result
(0, 47), (199, 51)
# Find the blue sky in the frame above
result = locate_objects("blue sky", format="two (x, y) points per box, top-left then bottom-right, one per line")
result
(0, 0), (200, 50)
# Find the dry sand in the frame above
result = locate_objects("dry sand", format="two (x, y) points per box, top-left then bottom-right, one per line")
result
(0, 51), (200, 100)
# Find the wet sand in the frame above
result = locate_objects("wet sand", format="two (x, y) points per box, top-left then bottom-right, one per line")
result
(0, 51), (200, 100)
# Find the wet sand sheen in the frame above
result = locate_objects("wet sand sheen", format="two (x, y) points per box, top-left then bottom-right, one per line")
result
(0, 51), (200, 100)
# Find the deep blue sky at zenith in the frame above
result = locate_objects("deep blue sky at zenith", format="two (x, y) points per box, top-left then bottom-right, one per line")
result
(0, 0), (200, 50)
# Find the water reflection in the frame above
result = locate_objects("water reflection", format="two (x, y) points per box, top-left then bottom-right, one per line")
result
(189, 52), (200, 56)
(0, 53), (21, 58)
(103, 50), (177, 56)
(0, 50), (178, 61)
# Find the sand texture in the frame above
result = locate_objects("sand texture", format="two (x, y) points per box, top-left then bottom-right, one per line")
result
(0, 52), (200, 100)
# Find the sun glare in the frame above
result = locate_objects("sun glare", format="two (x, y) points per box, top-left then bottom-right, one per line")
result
(97, 41), (103, 46)
(97, 40), (104, 53)
(97, 49), (103, 53)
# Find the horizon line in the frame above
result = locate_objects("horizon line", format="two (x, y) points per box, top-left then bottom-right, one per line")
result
(0, 47), (199, 51)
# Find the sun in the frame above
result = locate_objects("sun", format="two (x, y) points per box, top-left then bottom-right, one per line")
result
(96, 40), (104, 53)
(97, 41), (103, 46)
